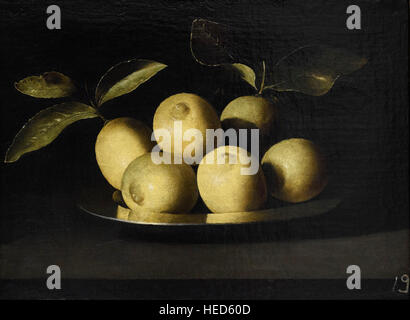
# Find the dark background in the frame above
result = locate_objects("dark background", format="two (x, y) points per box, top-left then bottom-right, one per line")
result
(0, 0), (408, 299)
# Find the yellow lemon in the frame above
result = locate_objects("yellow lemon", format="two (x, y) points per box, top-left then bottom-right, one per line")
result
(95, 117), (155, 190)
(261, 138), (328, 203)
(153, 93), (221, 164)
(221, 96), (277, 135)
(197, 145), (267, 213)
(116, 205), (130, 220)
(121, 153), (198, 213)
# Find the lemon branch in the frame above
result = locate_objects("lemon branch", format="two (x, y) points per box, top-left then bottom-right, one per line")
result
(96, 111), (107, 122)
(258, 60), (266, 94)
(84, 81), (107, 122)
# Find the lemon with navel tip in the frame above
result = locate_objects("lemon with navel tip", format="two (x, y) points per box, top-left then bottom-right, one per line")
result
(153, 93), (221, 164)
(221, 96), (277, 136)
(95, 117), (155, 190)
(121, 152), (199, 213)
(261, 138), (328, 203)
(197, 145), (267, 213)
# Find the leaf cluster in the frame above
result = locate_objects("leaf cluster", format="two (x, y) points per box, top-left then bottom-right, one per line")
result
(5, 60), (167, 163)
(190, 18), (367, 96)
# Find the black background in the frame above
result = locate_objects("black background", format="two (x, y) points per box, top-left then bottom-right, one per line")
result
(0, 0), (408, 299)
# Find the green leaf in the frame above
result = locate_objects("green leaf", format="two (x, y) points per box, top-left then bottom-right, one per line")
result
(190, 18), (257, 90)
(95, 59), (167, 106)
(5, 102), (98, 163)
(15, 72), (77, 98)
(228, 64), (257, 90)
(264, 45), (367, 96)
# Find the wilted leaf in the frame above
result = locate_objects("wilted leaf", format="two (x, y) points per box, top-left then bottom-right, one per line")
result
(190, 18), (237, 66)
(190, 18), (257, 89)
(15, 72), (77, 98)
(95, 59), (167, 106)
(264, 45), (367, 96)
(5, 102), (98, 163)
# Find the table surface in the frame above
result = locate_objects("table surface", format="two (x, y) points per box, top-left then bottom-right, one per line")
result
(1, 188), (408, 281)
(1, 190), (409, 299)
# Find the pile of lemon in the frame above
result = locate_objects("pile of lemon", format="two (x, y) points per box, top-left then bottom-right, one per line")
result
(95, 93), (328, 215)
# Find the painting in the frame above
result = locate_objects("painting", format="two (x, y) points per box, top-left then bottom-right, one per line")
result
(0, 0), (408, 301)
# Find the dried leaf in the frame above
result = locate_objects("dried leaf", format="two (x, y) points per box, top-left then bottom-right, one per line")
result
(190, 18), (257, 89)
(265, 45), (367, 96)
(15, 72), (77, 98)
(190, 18), (237, 66)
